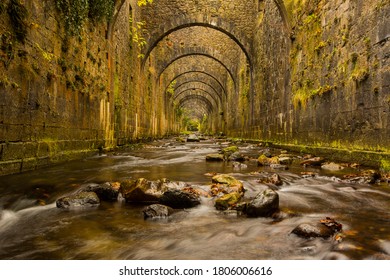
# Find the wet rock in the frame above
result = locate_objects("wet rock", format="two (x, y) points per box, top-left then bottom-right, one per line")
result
(300, 157), (326, 167)
(222, 145), (239, 155)
(159, 189), (201, 209)
(257, 173), (282, 186)
(228, 151), (246, 162)
(206, 153), (224, 161)
(270, 164), (288, 170)
(258, 155), (279, 166)
(214, 192), (242, 210)
(56, 192), (100, 209)
(342, 170), (381, 184)
(321, 162), (345, 171)
(291, 223), (335, 239)
(278, 156), (293, 165)
(301, 171), (318, 178)
(119, 178), (166, 204)
(142, 204), (173, 219)
(292, 217), (342, 239)
(232, 161), (248, 170)
(176, 137), (186, 143)
(83, 182), (119, 201)
(261, 149), (273, 158)
(246, 189), (279, 217)
(187, 134), (200, 142)
(211, 174), (244, 196)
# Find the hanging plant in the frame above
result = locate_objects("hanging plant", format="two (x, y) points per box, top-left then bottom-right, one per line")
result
(7, 0), (28, 43)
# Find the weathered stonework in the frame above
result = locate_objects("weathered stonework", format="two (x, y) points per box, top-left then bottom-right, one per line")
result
(0, 0), (389, 175)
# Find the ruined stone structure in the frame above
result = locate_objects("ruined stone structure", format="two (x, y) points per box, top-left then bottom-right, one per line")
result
(0, 0), (389, 175)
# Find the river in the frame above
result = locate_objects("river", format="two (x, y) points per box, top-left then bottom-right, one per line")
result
(0, 138), (389, 260)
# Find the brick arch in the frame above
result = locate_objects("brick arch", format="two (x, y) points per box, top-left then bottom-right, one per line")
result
(174, 88), (219, 110)
(158, 53), (235, 85)
(164, 71), (226, 98)
(155, 46), (238, 82)
(177, 94), (215, 115)
(142, 21), (252, 70)
(174, 81), (223, 104)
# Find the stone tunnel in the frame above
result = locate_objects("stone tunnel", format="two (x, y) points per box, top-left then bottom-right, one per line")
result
(0, 0), (389, 175)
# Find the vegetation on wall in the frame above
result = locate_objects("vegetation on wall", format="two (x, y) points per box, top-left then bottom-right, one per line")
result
(7, 0), (28, 43)
(55, 0), (115, 36)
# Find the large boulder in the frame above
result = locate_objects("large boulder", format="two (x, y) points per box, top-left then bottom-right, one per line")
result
(82, 182), (120, 201)
(246, 189), (279, 217)
(159, 189), (201, 209)
(142, 204), (173, 219)
(119, 178), (166, 204)
(56, 192), (100, 209)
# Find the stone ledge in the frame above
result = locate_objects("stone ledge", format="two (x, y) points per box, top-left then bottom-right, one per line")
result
(269, 143), (390, 169)
(0, 149), (99, 176)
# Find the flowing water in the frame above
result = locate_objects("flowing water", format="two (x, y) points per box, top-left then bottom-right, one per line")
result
(0, 138), (389, 260)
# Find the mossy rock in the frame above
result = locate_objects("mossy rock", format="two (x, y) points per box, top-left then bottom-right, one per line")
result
(206, 153), (224, 161)
(212, 174), (243, 189)
(215, 192), (242, 210)
(258, 155), (279, 166)
(222, 146), (239, 155)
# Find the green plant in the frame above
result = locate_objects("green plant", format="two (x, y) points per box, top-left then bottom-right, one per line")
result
(55, 0), (115, 36)
(166, 80), (176, 96)
(7, 0), (28, 43)
(129, 16), (147, 58)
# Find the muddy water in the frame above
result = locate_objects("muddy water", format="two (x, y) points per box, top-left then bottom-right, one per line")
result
(0, 139), (389, 260)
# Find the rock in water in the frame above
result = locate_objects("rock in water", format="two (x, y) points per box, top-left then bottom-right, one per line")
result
(292, 217), (342, 239)
(321, 162), (345, 171)
(143, 204), (173, 219)
(119, 178), (165, 203)
(187, 134), (200, 142)
(211, 174), (245, 196)
(83, 182), (119, 201)
(246, 189), (279, 217)
(159, 189), (201, 209)
(291, 223), (335, 239)
(215, 192), (242, 210)
(56, 192), (100, 209)
(206, 153), (225, 161)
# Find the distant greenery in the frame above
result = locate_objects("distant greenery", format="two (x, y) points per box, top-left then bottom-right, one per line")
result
(55, 0), (115, 36)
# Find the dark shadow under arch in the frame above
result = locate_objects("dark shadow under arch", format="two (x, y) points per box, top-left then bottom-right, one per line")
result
(158, 53), (236, 85)
(163, 71), (226, 98)
(174, 88), (219, 109)
(174, 81), (222, 103)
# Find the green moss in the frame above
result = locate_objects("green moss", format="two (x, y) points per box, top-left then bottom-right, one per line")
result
(55, 0), (115, 36)
(351, 67), (369, 83)
(380, 159), (390, 172)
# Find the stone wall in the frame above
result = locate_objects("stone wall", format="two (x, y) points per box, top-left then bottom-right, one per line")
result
(0, 0), (137, 175)
(246, 0), (389, 155)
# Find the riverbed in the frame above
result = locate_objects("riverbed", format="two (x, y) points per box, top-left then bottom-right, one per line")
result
(0, 138), (389, 260)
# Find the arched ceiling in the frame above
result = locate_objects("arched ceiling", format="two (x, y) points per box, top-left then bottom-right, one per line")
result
(132, 0), (291, 127)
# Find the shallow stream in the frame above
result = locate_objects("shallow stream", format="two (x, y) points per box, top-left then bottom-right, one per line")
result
(0, 139), (389, 260)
